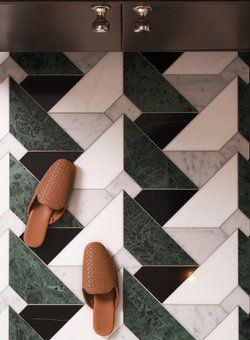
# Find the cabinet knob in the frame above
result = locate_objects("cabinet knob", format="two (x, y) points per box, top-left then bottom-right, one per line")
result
(91, 5), (110, 33)
(133, 5), (152, 33)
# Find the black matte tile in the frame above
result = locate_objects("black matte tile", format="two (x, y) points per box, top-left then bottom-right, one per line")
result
(135, 266), (197, 302)
(20, 228), (82, 264)
(20, 305), (83, 340)
(135, 189), (197, 226)
(20, 151), (83, 180)
(141, 52), (182, 74)
(21, 75), (82, 111)
(135, 113), (197, 148)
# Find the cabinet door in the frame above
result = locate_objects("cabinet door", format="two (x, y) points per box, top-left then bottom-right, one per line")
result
(0, 2), (121, 51)
(122, 1), (250, 51)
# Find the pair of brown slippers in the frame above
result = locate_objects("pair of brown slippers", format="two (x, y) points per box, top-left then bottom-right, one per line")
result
(23, 159), (119, 336)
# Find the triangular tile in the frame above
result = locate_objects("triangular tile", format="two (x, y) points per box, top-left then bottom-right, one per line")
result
(205, 308), (238, 340)
(124, 270), (193, 339)
(21, 75), (83, 111)
(124, 52), (196, 112)
(63, 52), (106, 74)
(20, 305), (83, 340)
(239, 52), (250, 67)
(9, 78), (82, 151)
(165, 232), (238, 304)
(0, 153), (9, 217)
(20, 228), (83, 264)
(239, 230), (250, 295)
(9, 307), (42, 340)
(239, 308), (250, 340)
(10, 53), (83, 74)
(10, 155), (83, 228)
(0, 307), (9, 340)
(0, 230), (9, 293)
(239, 154), (250, 219)
(20, 151), (82, 180)
(135, 112), (197, 149)
(165, 78), (238, 151)
(124, 116), (196, 189)
(124, 192), (197, 265)
(141, 52), (183, 74)
(0, 77), (9, 139)
(135, 266), (197, 302)
(163, 155), (238, 228)
(9, 231), (82, 304)
(135, 189), (197, 226)
(238, 78), (250, 141)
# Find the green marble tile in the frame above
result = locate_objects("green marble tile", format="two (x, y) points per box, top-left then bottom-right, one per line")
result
(240, 308), (250, 340)
(239, 231), (250, 295)
(124, 52), (196, 113)
(124, 116), (196, 188)
(10, 155), (83, 228)
(9, 231), (82, 304)
(238, 78), (250, 141)
(9, 307), (42, 340)
(124, 192), (197, 265)
(124, 270), (194, 340)
(10, 78), (83, 151)
(239, 155), (250, 218)
(10, 52), (82, 75)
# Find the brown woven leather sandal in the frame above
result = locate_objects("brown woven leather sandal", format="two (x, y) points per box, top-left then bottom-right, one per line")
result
(24, 158), (75, 248)
(82, 242), (119, 336)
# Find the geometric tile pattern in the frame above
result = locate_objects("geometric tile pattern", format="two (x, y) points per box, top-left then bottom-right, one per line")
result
(0, 51), (249, 339)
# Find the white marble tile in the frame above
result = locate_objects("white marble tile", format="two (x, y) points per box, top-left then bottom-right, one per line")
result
(164, 228), (228, 264)
(221, 286), (250, 314)
(50, 193), (123, 266)
(165, 75), (227, 112)
(0, 53), (9, 64)
(105, 95), (141, 122)
(0, 134), (27, 160)
(165, 305), (227, 340)
(0, 78), (9, 140)
(113, 248), (141, 274)
(109, 324), (138, 340)
(0, 307), (9, 340)
(67, 189), (113, 226)
(164, 155), (238, 228)
(0, 57), (27, 84)
(220, 133), (250, 161)
(164, 52), (237, 75)
(49, 266), (84, 302)
(164, 232), (238, 304)
(0, 286), (27, 314)
(73, 117), (123, 189)
(49, 113), (112, 150)
(220, 210), (250, 237)
(0, 210), (25, 238)
(64, 52), (106, 74)
(165, 151), (227, 188)
(0, 230), (9, 293)
(0, 154), (9, 217)
(52, 269), (123, 340)
(205, 308), (239, 340)
(105, 171), (142, 198)
(165, 79), (238, 151)
(50, 53), (123, 113)
(220, 56), (249, 84)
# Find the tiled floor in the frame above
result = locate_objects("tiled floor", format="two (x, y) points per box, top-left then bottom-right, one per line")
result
(0, 51), (249, 340)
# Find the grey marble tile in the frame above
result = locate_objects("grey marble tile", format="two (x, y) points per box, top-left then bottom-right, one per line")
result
(105, 95), (142, 122)
(105, 171), (142, 198)
(64, 52), (106, 74)
(220, 133), (250, 161)
(165, 151), (227, 188)
(164, 228), (228, 264)
(164, 75), (227, 111)
(164, 305), (228, 340)
(0, 286), (27, 314)
(220, 210), (250, 237)
(113, 248), (142, 275)
(220, 286), (250, 314)
(0, 57), (27, 84)
(220, 56), (249, 84)
(109, 324), (138, 339)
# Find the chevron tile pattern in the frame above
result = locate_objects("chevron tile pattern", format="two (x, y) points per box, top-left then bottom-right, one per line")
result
(0, 51), (249, 339)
